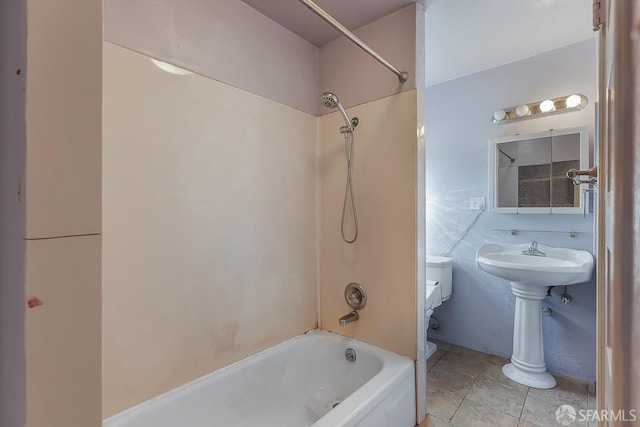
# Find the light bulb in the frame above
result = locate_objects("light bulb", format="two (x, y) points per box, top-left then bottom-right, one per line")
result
(493, 110), (507, 121)
(565, 94), (582, 108)
(540, 99), (555, 113)
(515, 104), (530, 117)
(150, 59), (192, 75)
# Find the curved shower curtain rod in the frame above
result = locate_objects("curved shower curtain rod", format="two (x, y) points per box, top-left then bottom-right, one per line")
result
(297, 0), (409, 83)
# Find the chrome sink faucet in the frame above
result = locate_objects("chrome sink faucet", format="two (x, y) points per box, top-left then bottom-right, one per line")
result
(523, 240), (547, 257)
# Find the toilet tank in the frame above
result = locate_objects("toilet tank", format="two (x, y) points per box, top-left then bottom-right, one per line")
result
(426, 256), (453, 301)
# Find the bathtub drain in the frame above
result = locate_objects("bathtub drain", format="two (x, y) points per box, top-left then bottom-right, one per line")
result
(345, 348), (356, 362)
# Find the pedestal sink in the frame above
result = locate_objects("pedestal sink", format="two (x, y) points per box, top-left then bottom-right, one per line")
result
(476, 242), (594, 389)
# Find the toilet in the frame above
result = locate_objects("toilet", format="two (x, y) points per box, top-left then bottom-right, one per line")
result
(425, 255), (453, 359)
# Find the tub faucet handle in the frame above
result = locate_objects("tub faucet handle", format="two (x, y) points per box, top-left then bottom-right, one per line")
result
(344, 283), (367, 310)
(347, 290), (361, 306)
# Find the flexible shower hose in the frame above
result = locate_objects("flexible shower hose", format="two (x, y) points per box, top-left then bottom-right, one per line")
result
(341, 131), (358, 243)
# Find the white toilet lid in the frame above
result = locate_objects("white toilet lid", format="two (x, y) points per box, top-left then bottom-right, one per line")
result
(425, 280), (442, 310)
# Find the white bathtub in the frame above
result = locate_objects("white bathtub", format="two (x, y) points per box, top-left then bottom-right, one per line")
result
(104, 329), (416, 427)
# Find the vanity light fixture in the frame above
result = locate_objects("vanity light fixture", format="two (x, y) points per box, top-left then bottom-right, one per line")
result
(515, 104), (530, 117)
(492, 94), (588, 125)
(493, 109), (507, 121)
(565, 94), (582, 108)
(539, 99), (555, 113)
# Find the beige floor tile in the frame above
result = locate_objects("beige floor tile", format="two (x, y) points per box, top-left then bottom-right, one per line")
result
(430, 339), (453, 352)
(464, 377), (528, 418)
(427, 389), (464, 422)
(428, 364), (475, 398)
(525, 375), (588, 409)
(475, 359), (528, 392)
(437, 348), (512, 380)
(425, 344), (595, 427)
(428, 349), (448, 372)
(419, 413), (451, 427)
(521, 393), (588, 427)
(450, 399), (519, 427)
(449, 345), (487, 355)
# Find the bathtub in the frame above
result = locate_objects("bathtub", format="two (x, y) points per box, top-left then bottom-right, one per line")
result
(104, 329), (416, 427)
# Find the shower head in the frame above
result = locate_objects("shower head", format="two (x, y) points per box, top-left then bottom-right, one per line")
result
(321, 92), (353, 131)
(321, 92), (339, 108)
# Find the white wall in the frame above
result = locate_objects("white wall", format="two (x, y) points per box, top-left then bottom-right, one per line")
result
(0, 0), (26, 425)
(319, 5), (417, 110)
(104, 0), (320, 115)
(425, 39), (598, 380)
(102, 42), (318, 416)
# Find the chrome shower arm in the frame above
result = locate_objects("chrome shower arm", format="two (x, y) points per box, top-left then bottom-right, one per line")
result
(336, 103), (353, 132)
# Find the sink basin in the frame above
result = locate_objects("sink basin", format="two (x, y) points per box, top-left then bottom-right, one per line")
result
(476, 242), (594, 286)
(476, 242), (595, 389)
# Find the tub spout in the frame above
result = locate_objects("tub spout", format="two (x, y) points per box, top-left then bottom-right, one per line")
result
(339, 311), (359, 327)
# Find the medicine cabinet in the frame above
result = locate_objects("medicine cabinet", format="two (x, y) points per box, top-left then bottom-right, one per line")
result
(488, 126), (589, 214)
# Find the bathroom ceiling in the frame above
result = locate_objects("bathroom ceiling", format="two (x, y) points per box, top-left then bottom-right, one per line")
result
(426, 0), (597, 86)
(240, 0), (596, 86)
(240, 0), (416, 46)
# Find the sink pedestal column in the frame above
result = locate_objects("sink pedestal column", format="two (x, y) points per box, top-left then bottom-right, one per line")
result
(503, 281), (557, 389)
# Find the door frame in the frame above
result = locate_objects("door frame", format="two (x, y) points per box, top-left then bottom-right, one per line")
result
(596, 0), (640, 421)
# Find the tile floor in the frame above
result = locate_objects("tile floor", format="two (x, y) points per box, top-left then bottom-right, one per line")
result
(419, 340), (596, 427)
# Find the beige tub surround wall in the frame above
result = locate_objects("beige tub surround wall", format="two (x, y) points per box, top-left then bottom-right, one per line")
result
(318, 4), (421, 360)
(320, 90), (417, 358)
(0, 0), (26, 425)
(24, 0), (103, 425)
(104, 0), (320, 116)
(319, 5), (417, 110)
(102, 42), (318, 417)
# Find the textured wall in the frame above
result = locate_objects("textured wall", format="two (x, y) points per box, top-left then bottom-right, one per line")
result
(102, 43), (317, 416)
(425, 39), (598, 381)
(104, 0), (319, 115)
(24, 0), (103, 425)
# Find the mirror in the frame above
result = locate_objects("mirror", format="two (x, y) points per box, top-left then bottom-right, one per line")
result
(489, 126), (589, 213)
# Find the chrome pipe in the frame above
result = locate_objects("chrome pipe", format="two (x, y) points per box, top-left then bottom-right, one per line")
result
(297, 0), (409, 83)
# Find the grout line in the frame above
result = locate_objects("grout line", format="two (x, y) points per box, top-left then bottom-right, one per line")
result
(25, 233), (101, 241)
(518, 388), (530, 421)
(449, 395), (466, 425)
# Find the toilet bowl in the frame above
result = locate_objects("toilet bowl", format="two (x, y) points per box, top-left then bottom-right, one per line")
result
(425, 256), (453, 359)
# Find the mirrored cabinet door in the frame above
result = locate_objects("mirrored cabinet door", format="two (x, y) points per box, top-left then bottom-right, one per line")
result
(489, 126), (589, 214)
(550, 131), (582, 211)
